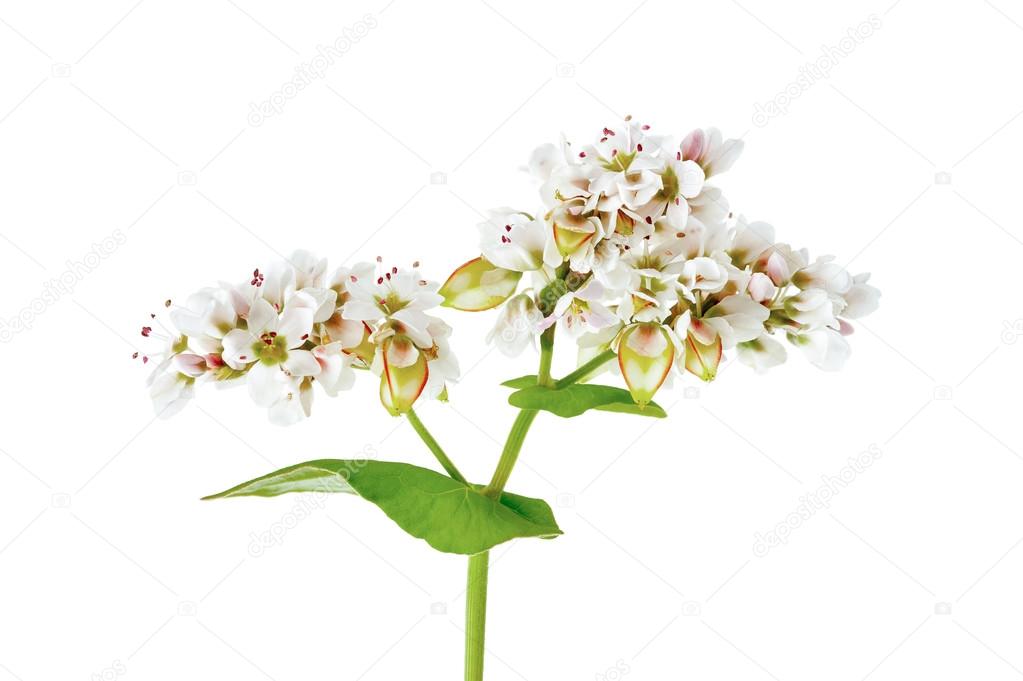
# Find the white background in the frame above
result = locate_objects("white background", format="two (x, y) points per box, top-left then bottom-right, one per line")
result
(2, 0), (1022, 679)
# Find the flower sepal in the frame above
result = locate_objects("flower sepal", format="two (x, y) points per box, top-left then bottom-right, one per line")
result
(617, 322), (675, 406)
(439, 257), (522, 312)
(379, 335), (429, 415)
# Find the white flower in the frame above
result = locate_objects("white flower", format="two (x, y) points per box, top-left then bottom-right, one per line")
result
(783, 288), (837, 327)
(149, 369), (195, 418)
(342, 262), (444, 349)
(478, 209), (547, 272)
(792, 256), (853, 295)
(747, 272), (776, 303)
(702, 294), (770, 348)
(840, 273), (881, 319)
(222, 297), (321, 407)
(788, 327), (851, 371)
(736, 335), (787, 373)
(681, 256), (729, 294)
(680, 127), (744, 178)
(487, 293), (542, 357)
(730, 218), (775, 267)
(311, 342), (356, 396)
(540, 278), (617, 337)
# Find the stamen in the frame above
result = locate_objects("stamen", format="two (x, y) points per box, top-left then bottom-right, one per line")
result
(636, 143), (643, 152)
(578, 152), (586, 158)
(141, 326), (152, 337)
(644, 216), (652, 224)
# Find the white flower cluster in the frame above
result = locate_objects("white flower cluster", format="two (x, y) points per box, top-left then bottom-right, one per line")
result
(141, 117), (879, 422)
(466, 118), (879, 402)
(140, 251), (458, 425)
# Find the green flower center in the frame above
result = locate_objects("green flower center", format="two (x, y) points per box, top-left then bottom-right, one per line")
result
(253, 333), (289, 365)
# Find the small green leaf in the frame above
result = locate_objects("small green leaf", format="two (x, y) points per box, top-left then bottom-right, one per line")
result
(501, 374), (538, 389)
(203, 459), (562, 555)
(508, 384), (667, 418)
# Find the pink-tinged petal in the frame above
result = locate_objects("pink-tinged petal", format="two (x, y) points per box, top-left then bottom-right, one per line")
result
(324, 313), (366, 348)
(574, 278), (605, 302)
(681, 129), (707, 162)
(313, 343), (355, 396)
(172, 353), (207, 377)
(279, 306), (314, 349)
(553, 291), (574, 317)
(283, 349), (321, 377)
(247, 362), (283, 407)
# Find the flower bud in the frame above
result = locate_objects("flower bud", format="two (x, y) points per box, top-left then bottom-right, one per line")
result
(618, 322), (674, 406)
(379, 335), (429, 415)
(551, 206), (598, 258)
(683, 330), (722, 382)
(439, 257), (522, 311)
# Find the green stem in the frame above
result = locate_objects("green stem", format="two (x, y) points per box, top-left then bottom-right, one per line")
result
(465, 324), (556, 680)
(554, 348), (617, 389)
(405, 408), (467, 484)
(537, 325), (556, 387)
(482, 409), (538, 498)
(464, 552), (489, 681)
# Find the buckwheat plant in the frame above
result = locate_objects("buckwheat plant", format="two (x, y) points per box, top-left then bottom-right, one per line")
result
(140, 117), (879, 680)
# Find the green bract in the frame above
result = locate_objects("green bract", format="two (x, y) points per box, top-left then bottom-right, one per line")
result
(507, 382), (667, 418)
(439, 256), (522, 311)
(203, 459), (562, 555)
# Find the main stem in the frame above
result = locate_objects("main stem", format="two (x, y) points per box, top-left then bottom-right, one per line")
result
(464, 327), (556, 681)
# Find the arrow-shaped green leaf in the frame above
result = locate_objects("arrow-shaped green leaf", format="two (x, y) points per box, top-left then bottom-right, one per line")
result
(507, 383), (667, 418)
(203, 459), (562, 555)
